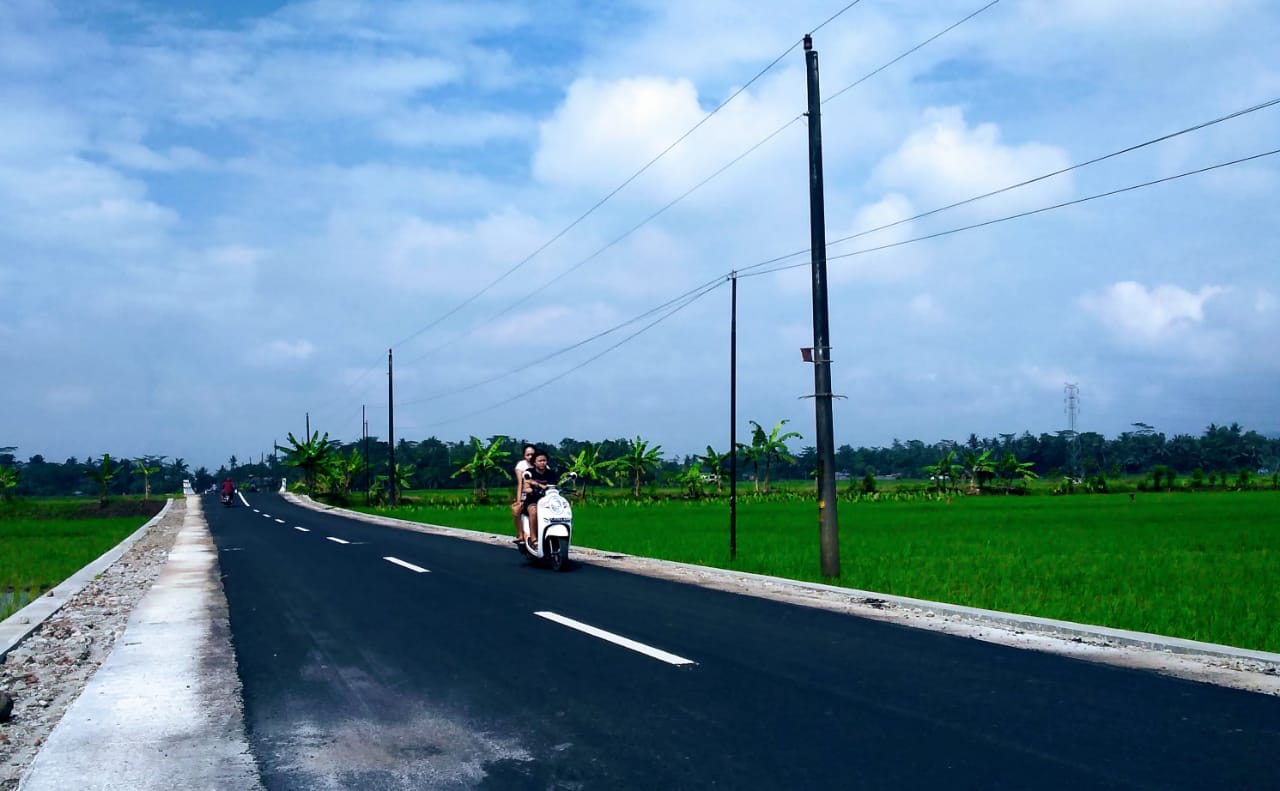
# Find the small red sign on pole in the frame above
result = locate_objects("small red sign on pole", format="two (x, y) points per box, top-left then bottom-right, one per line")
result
(800, 347), (814, 362)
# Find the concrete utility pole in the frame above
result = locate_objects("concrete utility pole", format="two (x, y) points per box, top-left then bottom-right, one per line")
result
(730, 271), (738, 561)
(804, 34), (840, 578)
(388, 348), (396, 506)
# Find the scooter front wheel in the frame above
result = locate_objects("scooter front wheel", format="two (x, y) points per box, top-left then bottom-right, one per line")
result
(548, 536), (569, 571)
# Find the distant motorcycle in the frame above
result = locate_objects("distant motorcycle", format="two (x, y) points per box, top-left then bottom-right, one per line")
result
(517, 472), (575, 571)
(220, 491), (234, 507)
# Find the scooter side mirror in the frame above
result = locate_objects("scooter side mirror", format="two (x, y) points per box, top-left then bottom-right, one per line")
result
(523, 471), (532, 480)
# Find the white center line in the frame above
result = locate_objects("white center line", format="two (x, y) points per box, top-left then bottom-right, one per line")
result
(262, 513), (272, 518)
(294, 526), (310, 532)
(252, 509), (260, 513)
(274, 518), (285, 523)
(535, 611), (696, 666)
(326, 537), (350, 545)
(383, 556), (429, 574)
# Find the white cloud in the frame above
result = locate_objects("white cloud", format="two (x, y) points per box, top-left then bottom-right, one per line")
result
(532, 74), (795, 199)
(376, 107), (533, 148)
(1079, 281), (1227, 344)
(1019, 364), (1077, 392)
(249, 339), (316, 366)
(46, 385), (94, 411)
(1017, 0), (1260, 35)
(873, 107), (1073, 211)
(909, 293), (944, 323)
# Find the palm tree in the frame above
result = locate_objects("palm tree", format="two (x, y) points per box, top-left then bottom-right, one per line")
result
(752, 419), (801, 494)
(167, 457), (189, 492)
(85, 454), (123, 506)
(566, 442), (614, 501)
(606, 436), (663, 498)
(451, 436), (511, 501)
(276, 431), (336, 494)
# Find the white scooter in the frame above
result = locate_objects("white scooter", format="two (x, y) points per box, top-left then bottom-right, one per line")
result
(517, 472), (575, 571)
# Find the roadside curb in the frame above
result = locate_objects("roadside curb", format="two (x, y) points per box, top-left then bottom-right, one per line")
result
(0, 498), (174, 661)
(287, 493), (1280, 672)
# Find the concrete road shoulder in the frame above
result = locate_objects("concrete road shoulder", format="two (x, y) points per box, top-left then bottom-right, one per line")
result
(19, 496), (263, 791)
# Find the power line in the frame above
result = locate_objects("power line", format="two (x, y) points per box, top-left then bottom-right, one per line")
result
(401, 95), (1280, 418)
(810, 0), (868, 36)
(396, 117), (806, 371)
(396, 1), (1000, 371)
(740, 147), (1280, 278)
(387, 1), (886, 359)
(419, 278), (727, 427)
(386, 30), (818, 355)
(397, 273), (728, 407)
(824, 0), (1003, 106)
(734, 94), (1280, 278)
(822, 95), (1280, 251)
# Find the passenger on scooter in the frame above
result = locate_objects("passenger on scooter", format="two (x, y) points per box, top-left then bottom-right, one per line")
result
(520, 451), (556, 549)
(512, 444), (536, 541)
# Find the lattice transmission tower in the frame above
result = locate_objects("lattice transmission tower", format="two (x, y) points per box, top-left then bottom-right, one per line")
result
(1064, 383), (1081, 478)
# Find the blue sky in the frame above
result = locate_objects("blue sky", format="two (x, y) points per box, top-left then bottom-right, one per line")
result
(2, 0), (1278, 472)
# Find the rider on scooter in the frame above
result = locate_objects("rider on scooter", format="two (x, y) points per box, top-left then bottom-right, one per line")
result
(220, 477), (235, 500)
(512, 444), (536, 542)
(519, 451), (556, 549)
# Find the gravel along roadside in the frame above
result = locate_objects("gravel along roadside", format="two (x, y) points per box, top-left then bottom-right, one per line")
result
(0, 499), (187, 789)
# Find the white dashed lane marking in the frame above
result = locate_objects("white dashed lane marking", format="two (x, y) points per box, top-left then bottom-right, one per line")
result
(294, 526), (310, 532)
(534, 611), (696, 666)
(383, 557), (429, 574)
(326, 537), (350, 545)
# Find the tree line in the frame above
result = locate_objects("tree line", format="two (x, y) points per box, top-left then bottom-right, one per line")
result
(3, 421), (1276, 501)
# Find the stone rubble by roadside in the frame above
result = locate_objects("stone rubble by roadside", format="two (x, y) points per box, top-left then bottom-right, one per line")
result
(0, 499), (187, 790)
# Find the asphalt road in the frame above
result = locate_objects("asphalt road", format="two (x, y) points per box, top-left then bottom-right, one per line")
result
(204, 492), (1279, 790)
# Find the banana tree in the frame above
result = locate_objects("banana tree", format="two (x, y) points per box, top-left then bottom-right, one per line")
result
(323, 448), (365, 495)
(85, 454), (123, 506)
(736, 438), (766, 493)
(997, 452), (1039, 493)
(133, 456), (163, 501)
(276, 431), (336, 494)
(752, 419), (801, 494)
(698, 445), (729, 493)
(0, 465), (18, 502)
(676, 462), (706, 499)
(566, 442), (613, 501)
(451, 436), (511, 501)
(605, 436), (663, 498)
(922, 450), (956, 493)
(961, 449), (995, 493)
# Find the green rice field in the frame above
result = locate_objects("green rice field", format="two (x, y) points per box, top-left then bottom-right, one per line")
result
(362, 490), (1280, 653)
(0, 502), (155, 621)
